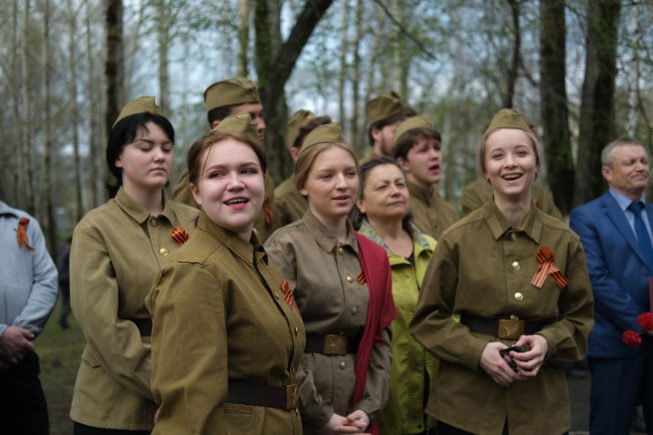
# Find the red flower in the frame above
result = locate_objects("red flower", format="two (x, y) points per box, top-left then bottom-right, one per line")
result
(636, 312), (653, 331)
(623, 330), (643, 348)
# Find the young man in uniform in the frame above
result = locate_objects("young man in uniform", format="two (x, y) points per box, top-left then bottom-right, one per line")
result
(361, 91), (415, 163)
(172, 77), (280, 241)
(392, 114), (458, 240)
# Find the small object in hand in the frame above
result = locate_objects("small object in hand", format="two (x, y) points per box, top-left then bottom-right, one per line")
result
(499, 345), (531, 372)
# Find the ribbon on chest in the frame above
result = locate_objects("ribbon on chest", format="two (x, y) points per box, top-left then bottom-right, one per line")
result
(530, 246), (568, 289)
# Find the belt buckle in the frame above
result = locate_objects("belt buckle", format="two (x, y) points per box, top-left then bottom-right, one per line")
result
(286, 384), (298, 409)
(498, 316), (524, 340)
(323, 334), (347, 355)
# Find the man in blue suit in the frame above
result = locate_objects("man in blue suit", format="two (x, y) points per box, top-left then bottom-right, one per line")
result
(570, 137), (653, 434)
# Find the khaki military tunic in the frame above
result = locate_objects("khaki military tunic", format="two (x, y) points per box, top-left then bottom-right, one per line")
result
(147, 211), (305, 435)
(410, 201), (594, 435)
(70, 188), (198, 430)
(172, 168), (280, 242)
(462, 178), (563, 219)
(265, 211), (392, 433)
(407, 182), (459, 240)
(274, 177), (308, 227)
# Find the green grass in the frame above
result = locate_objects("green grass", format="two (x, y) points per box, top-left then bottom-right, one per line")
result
(37, 299), (84, 435)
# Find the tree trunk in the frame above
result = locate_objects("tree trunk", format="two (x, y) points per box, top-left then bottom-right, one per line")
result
(238, 0), (251, 77)
(105, 0), (124, 144)
(157, 0), (171, 114)
(540, 0), (574, 214)
(42, 0), (57, 253)
(254, 0), (334, 182)
(576, 0), (621, 204)
(337, 0), (350, 128)
(68, 0), (84, 221)
(87, 0), (104, 207)
(504, 0), (520, 108)
(350, 0), (364, 149)
(21, 0), (35, 215)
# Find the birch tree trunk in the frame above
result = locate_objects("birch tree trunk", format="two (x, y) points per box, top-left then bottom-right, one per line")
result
(504, 0), (520, 108)
(86, 0), (104, 207)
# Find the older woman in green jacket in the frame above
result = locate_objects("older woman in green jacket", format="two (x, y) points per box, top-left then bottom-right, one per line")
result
(356, 157), (438, 435)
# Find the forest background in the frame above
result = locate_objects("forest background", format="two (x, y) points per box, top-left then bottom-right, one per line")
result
(0, 0), (650, 255)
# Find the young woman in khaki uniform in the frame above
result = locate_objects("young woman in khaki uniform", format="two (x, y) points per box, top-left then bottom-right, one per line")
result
(146, 114), (305, 435)
(265, 123), (396, 435)
(410, 109), (594, 435)
(355, 157), (438, 435)
(70, 97), (198, 434)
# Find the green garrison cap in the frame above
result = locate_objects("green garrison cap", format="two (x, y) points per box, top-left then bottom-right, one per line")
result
(392, 114), (433, 146)
(484, 108), (530, 136)
(365, 91), (408, 124)
(113, 96), (161, 127)
(213, 113), (260, 148)
(285, 110), (315, 150)
(204, 78), (260, 112)
(299, 122), (347, 156)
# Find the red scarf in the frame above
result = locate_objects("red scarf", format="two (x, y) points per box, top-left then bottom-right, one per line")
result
(352, 233), (397, 434)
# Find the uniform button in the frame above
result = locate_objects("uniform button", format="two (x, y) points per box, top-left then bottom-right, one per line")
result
(150, 218), (158, 227)
(510, 233), (517, 241)
(339, 361), (346, 370)
(512, 261), (520, 271)
(274, 293), (280, 300)
(338, 247), (345, 256)
(351, 306), (360, 315)
(159, 248), (168, 256)
(346, 276), (353, 283)
(294, 327), (298, 335)
(514, 292), (524, 301)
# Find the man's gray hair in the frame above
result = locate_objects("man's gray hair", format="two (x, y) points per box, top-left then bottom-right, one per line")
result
(601, 137), (647, 166)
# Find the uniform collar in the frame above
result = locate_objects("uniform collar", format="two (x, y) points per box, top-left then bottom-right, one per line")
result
(482, 200), (542, 244)
(115, 187), (175, 225)
(407, 181), (434, 205)
(0, 201), (20, 218)
(302, 209), (358, 254)
(358, 219), (432, 261)
(198, 211), (267, 265)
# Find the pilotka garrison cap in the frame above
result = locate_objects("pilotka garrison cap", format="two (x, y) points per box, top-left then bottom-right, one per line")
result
(212, 112), (260, 148)
(285, 110), (315, 151)
(299, 122), (348, 156)
(365, 91), (408, 124)
(392, 114), (433, 146)
(113, 96), (162, 127)
(484, 108), (530, 136)
(204, 78), (260, 113)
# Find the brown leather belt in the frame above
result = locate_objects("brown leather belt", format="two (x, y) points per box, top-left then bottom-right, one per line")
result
(226, 380), (298, 410)
(127, 318), (152, 337)
(461, 314), (543, 340)
(305, 333), (359, 355)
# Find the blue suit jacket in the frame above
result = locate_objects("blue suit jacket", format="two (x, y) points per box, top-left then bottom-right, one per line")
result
(570, 191), (652, 358)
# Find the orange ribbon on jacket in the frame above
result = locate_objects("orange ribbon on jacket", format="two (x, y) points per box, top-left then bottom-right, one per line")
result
(281, 280), (295, 309)
(530, 246), (567, 289)
(170, 226), (189, 246)
(16, 217), (34, 251)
